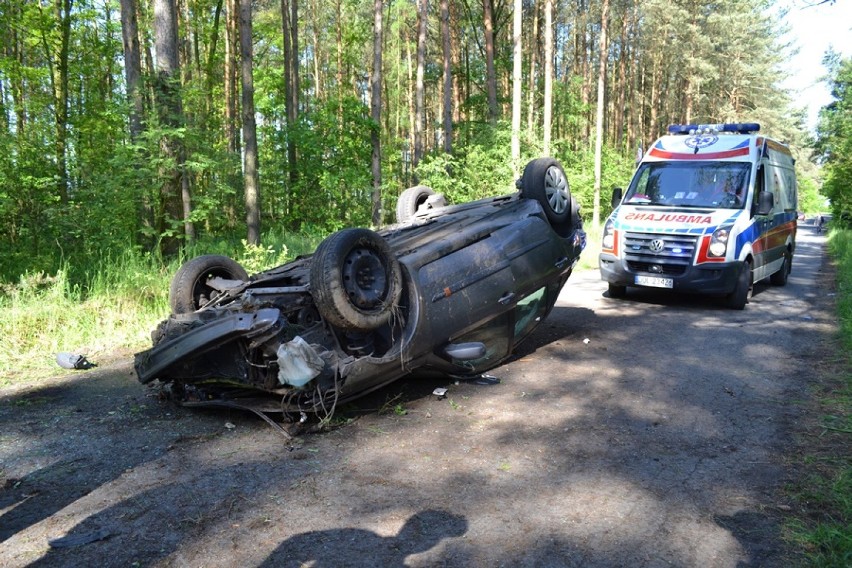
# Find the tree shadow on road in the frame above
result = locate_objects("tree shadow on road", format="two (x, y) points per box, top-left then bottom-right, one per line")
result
(259, 509), (468, 567)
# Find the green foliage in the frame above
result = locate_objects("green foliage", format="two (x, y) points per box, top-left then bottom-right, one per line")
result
(789, 469), (852, 567)
(817, 55), (852, 226)
(785, 228), (852, 565)
(236, 240), (290, 275)
(558, 145), (636, 223)
(259, 95), (375, 234)
(798, 176), (826, 215)
(828, 230), (852, 349)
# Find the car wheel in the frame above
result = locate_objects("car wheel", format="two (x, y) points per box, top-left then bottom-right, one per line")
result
(769, 252), (791, 286)
(520, 158), (572, 226)
(607, 283), (627, 298)
(725, 259), (752, 310)
(310, 228), (403, 331)
(396, 185), (437, 223)
(169, 255), (249, 314)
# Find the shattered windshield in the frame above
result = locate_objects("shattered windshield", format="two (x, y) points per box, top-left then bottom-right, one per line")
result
(623, 161), (750, 209)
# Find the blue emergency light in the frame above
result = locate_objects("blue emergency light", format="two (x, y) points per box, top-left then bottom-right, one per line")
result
(667, 123), (760, 135)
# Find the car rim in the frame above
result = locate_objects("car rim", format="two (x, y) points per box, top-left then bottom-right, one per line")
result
(545, 166), (569, 214)
(191, 271), (219, 306)
(342, 247), (388, 310)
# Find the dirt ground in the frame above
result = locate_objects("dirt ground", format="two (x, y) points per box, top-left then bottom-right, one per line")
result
(0, 227), (838, 567)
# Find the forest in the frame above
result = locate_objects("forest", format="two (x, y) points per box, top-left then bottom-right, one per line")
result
(0, 0), (843, 287)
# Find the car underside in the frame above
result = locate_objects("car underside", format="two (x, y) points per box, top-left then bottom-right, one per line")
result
(134, 158), (586, 427)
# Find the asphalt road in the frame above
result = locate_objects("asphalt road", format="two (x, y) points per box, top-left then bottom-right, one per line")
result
(0, 225), (834, 567)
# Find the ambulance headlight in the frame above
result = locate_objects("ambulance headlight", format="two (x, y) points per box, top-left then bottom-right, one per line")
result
(602, 219), (616, 249)
(709, 226), (731, 258)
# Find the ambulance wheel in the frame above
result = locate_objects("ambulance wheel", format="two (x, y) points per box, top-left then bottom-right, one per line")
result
(770, 252), (791, 286)
(725, 260), (752, 310)
(607, 283), (627, 298)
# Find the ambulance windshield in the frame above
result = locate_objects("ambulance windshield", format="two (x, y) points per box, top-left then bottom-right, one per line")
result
(623, 161), (750, 209)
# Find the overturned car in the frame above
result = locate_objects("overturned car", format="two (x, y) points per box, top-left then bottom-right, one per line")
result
(134, 158), (586, 422)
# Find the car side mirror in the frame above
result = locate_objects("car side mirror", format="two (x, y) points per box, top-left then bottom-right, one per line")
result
(611, 187), (623, 208)
(756, 191), (774, 216)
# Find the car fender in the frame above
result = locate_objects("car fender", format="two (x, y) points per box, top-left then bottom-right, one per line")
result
(135, 308), (281, 384)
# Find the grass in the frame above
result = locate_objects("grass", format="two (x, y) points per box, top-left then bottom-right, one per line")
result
(0, 254), (170, 386)
(785, 228), (852, 566)
(577, 222), (602, 272)
(0, 232), (321, 387)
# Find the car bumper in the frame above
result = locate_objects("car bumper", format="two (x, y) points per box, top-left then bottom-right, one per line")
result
(598, 253), (740, 295)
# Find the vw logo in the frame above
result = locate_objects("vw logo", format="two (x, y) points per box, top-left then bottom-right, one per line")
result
(649, 239), (665, 253)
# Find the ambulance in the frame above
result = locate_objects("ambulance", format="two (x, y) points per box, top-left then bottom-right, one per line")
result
(599, 123), (797, 309)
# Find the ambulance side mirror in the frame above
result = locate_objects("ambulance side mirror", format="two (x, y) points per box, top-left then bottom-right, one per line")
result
(611, 187), (623, 208)
(756, 191), (774, 216)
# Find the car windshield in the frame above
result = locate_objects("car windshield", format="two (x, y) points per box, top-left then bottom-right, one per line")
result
(623, 161), (750, 209)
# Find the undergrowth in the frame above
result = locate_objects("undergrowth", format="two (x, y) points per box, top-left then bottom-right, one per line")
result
(0, 232), (321, 387)
(786, 228), (852, 566)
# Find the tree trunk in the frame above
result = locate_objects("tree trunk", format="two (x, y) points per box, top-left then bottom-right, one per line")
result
(510, 0), (521, 169)
(240, 0), (260, 245)
(282, 0), (299, 185)
(483, 0), (497, 123)
(615, 3), (629, 150)
(526, 1), (538, 138)
(543, 0), (553, 156)
(451, 0), (461, 127)
(592, 0), (610, 229)
(204, 0), (223, 119)
(441, 0), (452, 155)
(225, 0), (240, 154)
(119, 0), (144, 141)
(154, 0), (194, 251)
(119, 0), (155, 246)
(370, 0), (383, 226)
(413, 0), (427, 169)
(53, 0), (72, 207)
(336, 0), (343, 124)
(311, 0), (321, 102)
(405, 24), (415, 183)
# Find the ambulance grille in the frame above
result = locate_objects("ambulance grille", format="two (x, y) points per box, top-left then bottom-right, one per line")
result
(623, 232), (698, 275)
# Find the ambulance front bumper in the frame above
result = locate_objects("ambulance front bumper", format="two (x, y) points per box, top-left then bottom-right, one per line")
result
(598, 253), (741, 295)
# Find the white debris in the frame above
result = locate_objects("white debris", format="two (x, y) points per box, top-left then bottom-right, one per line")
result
(277, 336), (325, 387)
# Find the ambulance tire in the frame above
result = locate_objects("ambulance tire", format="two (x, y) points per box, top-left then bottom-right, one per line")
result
(725, 260), (752, 310)
(769, 252), (791, 286)
(607, 283), (627, 298)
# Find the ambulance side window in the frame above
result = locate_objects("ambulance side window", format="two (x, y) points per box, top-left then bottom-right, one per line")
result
(752, 165), (765, 218)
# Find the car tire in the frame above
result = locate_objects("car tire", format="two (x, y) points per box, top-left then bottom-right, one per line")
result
(310, 228), (403, 331)
(520, 158), (572, 226)
(769, 252), (791, 286)
(607, 283), (627, 298)
(396, 185), (437, 223)
(169, 255), (249, 314)
(725, 259), (752, 310)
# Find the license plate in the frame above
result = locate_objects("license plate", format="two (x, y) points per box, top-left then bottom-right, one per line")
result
(635, 275), (673, 289)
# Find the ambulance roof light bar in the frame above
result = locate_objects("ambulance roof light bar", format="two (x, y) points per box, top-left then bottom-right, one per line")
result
(667, 123), (761, 135)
